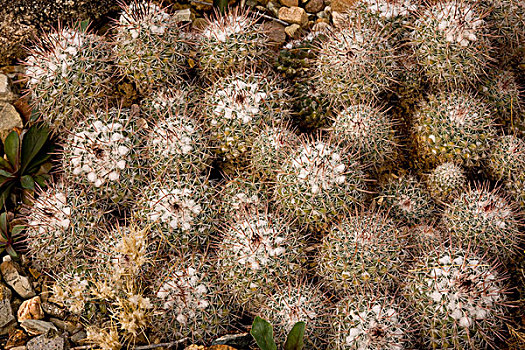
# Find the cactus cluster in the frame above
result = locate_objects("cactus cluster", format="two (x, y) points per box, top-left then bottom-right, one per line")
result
(16, 0), (525, 348)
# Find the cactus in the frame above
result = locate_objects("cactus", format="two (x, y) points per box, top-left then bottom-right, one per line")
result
(330, 104), (398, 171)
(316, 211), (407, 293)
(24, 181), (108, 272)
(250, 123), (300, 181)
(203, 71), (289, 167)
(215, 210), (306, 313)
(197, 8), (271, 79)
(315, 23), (399, 104)
(410, 0), (491, 88)
(61, 107), (144, 205)
(274, 137), (368, 230)
(329, 292), (410, 350)
(150, 251), (234, 344)
(486, 135), (525, 208)
(378, 175), (437, 226)
(412, 90), (496, 169)
(425, 162), (467, 202)
(404, 246), (509, 349)
(113, 1), (189, 94)
(478, 70), (525, 137)
(257, 280), (331, 349)
(442, 184), (522, 260)
(24, 26), (112, 131)
(141, 89), (211, 177)
(132, 173), (214, 250)
(215, 176), (269, 222)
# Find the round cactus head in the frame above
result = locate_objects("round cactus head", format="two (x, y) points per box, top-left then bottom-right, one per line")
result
(330, 104), (398, 172)
(61, 107), (144, 205)
(257, 280), (331, 349)
(316, 211), (408, 293)
(426, 162), (467, 202)
(215, 208), (305, 313)
(329, 291), (411, 350)
(412, 90), (496, 169)
(404, 246), (509, 349)
(410, 0), (492, 88)
(197, 7), (271, 79)
(442, 184), (523, 260)
(113, 1), (189, 93)
(378, 174), (437, 226)
(315, 22), (399, 105)
(275, 135), (368, 230)
(24, 25), (112, 132)
(487, 135), (525, 208)
(149, 251), (235, 344)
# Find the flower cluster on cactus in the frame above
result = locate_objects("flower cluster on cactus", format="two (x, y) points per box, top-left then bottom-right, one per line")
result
(275, 138), (367, 229)
(24, 27), (111, 131)
(410, 0), (491, 87)
(404, 247), (509, 349)
(113, 1), (189, 93)
(216, 210), (305, 313)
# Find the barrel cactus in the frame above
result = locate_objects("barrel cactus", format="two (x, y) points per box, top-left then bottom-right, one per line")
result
(61, 107), (143, 205)
(412, 90), (496, 169)
(216, 211), (306, 313)
(329, 292), (410, 350)
(330, 104), (398, 171)
(410, 0), (491, 88)
(378, 175), (437, 226)
(275, 137), (368, 230)
(404, 246), (509, 349)
(316, 211), (407, 293)
(442, 185), (522, 260)
(113, 1), (189, 93)
(425, 162), (467, 202)
(24, 26), (112, 131)
(197, 8), (271, 79)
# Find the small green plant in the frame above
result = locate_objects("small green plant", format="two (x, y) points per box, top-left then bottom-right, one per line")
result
(251, 316), (306, 350)
(0, 124), (53, 208)
(0, 212), (24, 258)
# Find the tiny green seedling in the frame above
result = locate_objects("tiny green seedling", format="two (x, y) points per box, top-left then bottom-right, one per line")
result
(251, 316), (306, 350)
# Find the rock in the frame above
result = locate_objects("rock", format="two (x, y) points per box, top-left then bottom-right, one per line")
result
(331, 0), (356, 12)
(331, 10), (349, 27)
(9, 347), (27, 350)
(26, 333), (66, 350)
(262, 21), (287, 48)
(49, 318), (77, 333)
(305, 0), (324, 13)
(70, 329), (86, 344)
(0, 102), (23, 142)
(285, 24), (302, 38)
(0, 283), (16, 335)
(0, 74), (15, 102)
(312, 21), (331, 33)
(6, 329), (27, 349)
(0, 256), (35, 299)
(20, 319), (57, 336)
(278, 6), (309, 25)
(267, 1), (281, 17)
(212, 332), (253, 348)
(280, 0), (298, 7)
(173, 8), (192, 22)
(18, 296), (44, 322)
(41, 302), (65, 319)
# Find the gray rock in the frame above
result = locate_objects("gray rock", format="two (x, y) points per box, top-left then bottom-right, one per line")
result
(41, 302), (66, 319)
(305, 0), (324, 13)
(26, 333), (67, 350)
(0, 283), (16, 335)
(70, 329), (87, 344)
(0, 256), (35, 299)
(173, 8), (192, 22)
(20, 319), (58, 336)
(49, 318), (77, 333)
